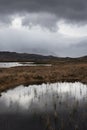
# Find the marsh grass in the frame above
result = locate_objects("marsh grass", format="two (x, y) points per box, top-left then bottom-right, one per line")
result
(0, 62), (87, 92)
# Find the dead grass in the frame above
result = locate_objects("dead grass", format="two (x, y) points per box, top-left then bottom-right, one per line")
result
(0, 62), (87, 92)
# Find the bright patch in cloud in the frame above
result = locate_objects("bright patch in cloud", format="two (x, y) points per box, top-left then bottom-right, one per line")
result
(58, 22), (87, 38)
(11, 17), (22, 29)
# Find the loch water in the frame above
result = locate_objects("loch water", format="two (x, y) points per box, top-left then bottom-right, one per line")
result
(0, 82), (87, 130)
(0, 62), (51, 68)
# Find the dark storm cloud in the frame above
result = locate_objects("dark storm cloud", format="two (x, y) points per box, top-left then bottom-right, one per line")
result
(22, 13), (58, 31)
(0, 15), (12, 26)
(0, 0), (87, 57)
(0, 0), (87, 26)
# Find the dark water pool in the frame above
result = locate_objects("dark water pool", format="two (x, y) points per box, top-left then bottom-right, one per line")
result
(0, 82), (87, 130)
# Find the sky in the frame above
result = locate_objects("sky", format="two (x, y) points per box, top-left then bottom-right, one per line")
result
(0, 0), (87, 57)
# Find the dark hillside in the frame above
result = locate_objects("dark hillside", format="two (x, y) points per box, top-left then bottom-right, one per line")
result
(0, 51), (87, 63)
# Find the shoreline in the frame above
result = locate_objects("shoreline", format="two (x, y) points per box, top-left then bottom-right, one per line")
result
(0, 63), (87, 93)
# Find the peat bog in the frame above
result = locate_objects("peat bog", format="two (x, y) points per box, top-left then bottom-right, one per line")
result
(0, 55), (87, 130)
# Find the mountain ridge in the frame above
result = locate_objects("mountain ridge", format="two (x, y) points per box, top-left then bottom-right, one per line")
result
(0, 51), (87, 62)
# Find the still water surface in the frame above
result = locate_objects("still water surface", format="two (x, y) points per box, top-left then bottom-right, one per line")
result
(0, 62), (51, 68)
(0, 82), (87, 130)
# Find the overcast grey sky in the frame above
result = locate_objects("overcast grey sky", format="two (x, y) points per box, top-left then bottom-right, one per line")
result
(0, 0), (87, 57)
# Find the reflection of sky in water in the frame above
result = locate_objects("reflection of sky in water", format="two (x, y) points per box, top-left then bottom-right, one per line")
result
(0, 62), (51, 68)
(0, 62), (34, 68)
(0, 82), (87, 113)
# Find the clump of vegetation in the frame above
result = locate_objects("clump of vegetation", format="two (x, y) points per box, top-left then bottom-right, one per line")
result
(33, 75), (44, 80)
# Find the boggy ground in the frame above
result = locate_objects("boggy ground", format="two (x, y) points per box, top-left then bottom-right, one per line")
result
(0, 62), (87, 92)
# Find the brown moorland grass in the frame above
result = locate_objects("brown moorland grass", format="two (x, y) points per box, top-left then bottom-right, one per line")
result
(0, 62), (87, 92)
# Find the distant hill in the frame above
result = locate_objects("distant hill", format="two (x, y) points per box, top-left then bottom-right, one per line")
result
(0, 51), (58, 62)
(0, 51), (87, 62)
